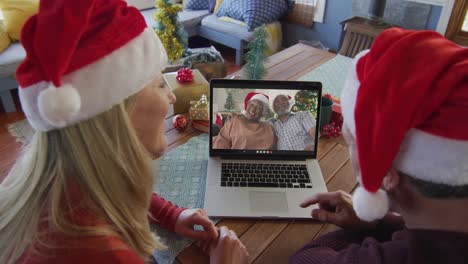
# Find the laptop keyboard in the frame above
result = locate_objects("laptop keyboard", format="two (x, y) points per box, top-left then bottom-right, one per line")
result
(221, 163), (312, 188)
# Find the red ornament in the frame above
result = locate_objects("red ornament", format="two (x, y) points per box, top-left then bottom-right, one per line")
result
(172, 114), (188, 131)
(176, 68), (194, 83)
(321, 122), (342, 139)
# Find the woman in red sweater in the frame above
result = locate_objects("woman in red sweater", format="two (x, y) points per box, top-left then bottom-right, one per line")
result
(0, 0), (248, 263)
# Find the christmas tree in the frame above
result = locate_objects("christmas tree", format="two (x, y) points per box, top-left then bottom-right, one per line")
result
(243, 25), (268, 80)
(291, 90), (319, 118)
(224, 92), (235, 111)
(154, 0), (188, 62)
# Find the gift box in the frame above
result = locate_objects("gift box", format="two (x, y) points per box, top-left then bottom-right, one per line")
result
(189, 94), (209, 121)
(163, 69), (209, 114)
(191, 120), (210, 133)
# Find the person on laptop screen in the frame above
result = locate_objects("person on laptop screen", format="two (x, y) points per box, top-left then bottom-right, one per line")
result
(291, 28), (468, 263)
(213, 92), (276, 150)
(270, 94), (316, 151)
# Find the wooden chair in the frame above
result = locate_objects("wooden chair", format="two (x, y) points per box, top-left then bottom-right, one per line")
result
(339, 17), (391, 58)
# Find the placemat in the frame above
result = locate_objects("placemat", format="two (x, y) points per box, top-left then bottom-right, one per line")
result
(298, 54), (353, 97)
(152, 133), (219, 264)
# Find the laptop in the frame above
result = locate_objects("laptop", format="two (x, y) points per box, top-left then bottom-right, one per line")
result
(204, 79), (328, 218)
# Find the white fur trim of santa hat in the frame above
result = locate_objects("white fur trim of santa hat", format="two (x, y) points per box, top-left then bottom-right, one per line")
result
(19, 28), (167, 131)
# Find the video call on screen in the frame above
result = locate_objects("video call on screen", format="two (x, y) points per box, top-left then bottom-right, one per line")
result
(211, 88), (319, 153)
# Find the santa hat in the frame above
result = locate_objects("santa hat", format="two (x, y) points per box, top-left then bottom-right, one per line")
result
(273, 94), (293, 108)
(16, 0), (167, 131)
(244, 92), (270, 116)
(341, 28), (468, 222)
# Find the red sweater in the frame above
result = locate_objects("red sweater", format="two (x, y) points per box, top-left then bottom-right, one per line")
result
(19, 193), (184, 264)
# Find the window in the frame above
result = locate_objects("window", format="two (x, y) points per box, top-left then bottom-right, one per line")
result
(286, 0), (327, 26)
(296, 0), (326, 23)
(446, 0), (468, 46)
(462, 9), (468, 31)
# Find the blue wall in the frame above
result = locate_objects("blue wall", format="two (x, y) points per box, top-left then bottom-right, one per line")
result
(284, 1), (442, 52)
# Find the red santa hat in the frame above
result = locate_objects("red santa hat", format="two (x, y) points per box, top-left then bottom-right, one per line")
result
(16, 0), (167, 131)
(341, 28), (468, 222)
(244, 92), (271, 116)
(272, 94), (294, 108)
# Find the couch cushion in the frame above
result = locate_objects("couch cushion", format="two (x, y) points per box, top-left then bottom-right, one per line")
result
(141, 8), (209, 31)
(185, 0), (209, 10)
(0, 43), (26, 78)
(216, 0), (289, 31)
(201, 14), (254, 42)
(0, 0), (39, 41)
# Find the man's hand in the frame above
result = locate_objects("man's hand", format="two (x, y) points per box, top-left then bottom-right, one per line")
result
(300, 191), (377, 230)
(209, 226), (249, 264)
(175, 209), (218, 243)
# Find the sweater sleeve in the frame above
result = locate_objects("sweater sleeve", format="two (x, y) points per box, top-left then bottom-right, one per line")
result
(290, 213), (406, 264)
(149, 193), (185, 232)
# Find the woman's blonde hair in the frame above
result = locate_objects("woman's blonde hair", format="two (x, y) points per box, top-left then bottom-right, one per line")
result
(0, 95), (165, 264)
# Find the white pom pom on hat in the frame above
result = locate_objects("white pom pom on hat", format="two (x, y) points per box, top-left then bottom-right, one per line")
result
(38, 84), (81, 127)
(353, 187), (389, 222)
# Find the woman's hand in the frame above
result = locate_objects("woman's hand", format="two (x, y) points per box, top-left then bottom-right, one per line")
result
(300, 191), (377, 230)
(175, 209), (218, 243)
(209, 226), (249, 264)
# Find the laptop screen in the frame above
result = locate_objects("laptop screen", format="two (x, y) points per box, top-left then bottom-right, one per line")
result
(210, 79), (322, 159)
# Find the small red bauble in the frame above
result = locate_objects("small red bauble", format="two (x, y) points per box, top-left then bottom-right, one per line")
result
(176, 68), (194, 83)
(321, 122), (342, 139)
(172, 114), (188, 131)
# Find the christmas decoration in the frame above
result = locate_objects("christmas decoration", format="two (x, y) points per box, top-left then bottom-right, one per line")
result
(191, 120), (210, 133)
(176, 68), (194, 83)
(163, 69), (209, 114)
(172, 114), (188, 131)
(224, 91), (235, 111)
(291, 90), (319, 118)
(243, 25), (268, 80)
(321, 122), (342, 139)
(189, 94), (209, 121)
(154, 0), (187, 62)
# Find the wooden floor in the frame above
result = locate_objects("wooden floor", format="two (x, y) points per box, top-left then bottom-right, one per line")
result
(0, 45), (242, 184)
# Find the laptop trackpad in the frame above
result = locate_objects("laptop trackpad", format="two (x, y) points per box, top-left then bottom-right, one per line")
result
(249, 191), (288, 212)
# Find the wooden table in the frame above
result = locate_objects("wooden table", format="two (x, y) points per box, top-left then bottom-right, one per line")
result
(164, 44), (357, 263)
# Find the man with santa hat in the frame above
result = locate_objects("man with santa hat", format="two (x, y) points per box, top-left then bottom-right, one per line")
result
(213, 92), (276, 150)
(291, 28), (468, 263)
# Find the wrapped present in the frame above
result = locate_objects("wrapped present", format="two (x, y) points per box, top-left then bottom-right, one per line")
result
(191, 120), (210, 133)
(189, 94), (209, 121)
(163, 69), (209, 114)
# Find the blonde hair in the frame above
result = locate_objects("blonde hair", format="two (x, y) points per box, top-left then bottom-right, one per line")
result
(0, 96), (165, 264)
